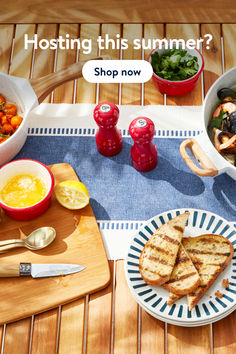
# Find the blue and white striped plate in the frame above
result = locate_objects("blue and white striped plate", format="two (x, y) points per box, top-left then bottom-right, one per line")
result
(125, 208), (236, 326)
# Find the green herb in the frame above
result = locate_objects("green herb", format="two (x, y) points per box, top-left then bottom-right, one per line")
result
(0, 102), (5, 111)
(0, 133), (10, 138)
(210, 110), (227, 129)
(151, 49), (199, 81)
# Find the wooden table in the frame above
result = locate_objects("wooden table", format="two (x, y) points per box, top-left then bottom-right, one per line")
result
(0, 23), (236, 354)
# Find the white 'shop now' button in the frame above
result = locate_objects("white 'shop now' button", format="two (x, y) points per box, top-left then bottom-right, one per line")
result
(82, 60), (153, 83)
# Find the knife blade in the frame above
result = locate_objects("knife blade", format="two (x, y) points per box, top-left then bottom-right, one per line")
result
(0, 263), (85, 278)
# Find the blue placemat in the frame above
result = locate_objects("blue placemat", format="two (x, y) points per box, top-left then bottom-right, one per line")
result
(15, 135), (236, 222)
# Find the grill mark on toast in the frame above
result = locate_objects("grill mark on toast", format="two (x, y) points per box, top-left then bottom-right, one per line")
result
(148, 244), (170, 255)
(173, 225), (184, 232)
(143, 268), (168, 279)
(187, 249), (230, 257)
(193, 261), (203, 266)
(200, 238), (217, 242)
(167, 294), (180, 304)
(199, 238), (230, 246)
(193, 261), (225, 267)
(208, 263), (225, 267)
(189, 291), (203, 297)
(167, 272), (196, 284)
(189, 285), (207, 296)
(148, 255), (169, 266)
(159, 274), (169, 279)
(206, 263), (225, 267)
(175, 256), (189, 265)
(162, 235), (180, 245)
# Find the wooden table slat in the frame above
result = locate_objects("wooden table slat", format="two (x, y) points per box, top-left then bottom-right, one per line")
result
(222, 24), (236, 72)
(76, 24), (100, 104)
(201, 24), (223, 95)
(53, 24), (79, 104)
(31, 309), (58, 354)
(1, 1), (236, 24)
(86, 261), (114, 354)
(9, 24), (36, 78)
(0, 24), (15, 74)
(58, 299), (85, 354)
(114, 260), (139, 354)
(213, 310), (236, 354)
(4, 318), (31, 354)
(140, 309), (165, 354)
(168, 324), (211, 354)
(32, 24), (58, 103)
(0, 327), (3, 352)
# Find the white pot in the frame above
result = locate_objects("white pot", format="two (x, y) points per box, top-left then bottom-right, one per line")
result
(180, 66), (236, 180)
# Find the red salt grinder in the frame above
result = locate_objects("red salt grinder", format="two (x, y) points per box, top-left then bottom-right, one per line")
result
(129, 117), (157, 172)
(93, 102), (122, 156)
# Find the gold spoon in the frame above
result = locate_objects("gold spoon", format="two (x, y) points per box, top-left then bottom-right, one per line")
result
(0, 227), (56, 252)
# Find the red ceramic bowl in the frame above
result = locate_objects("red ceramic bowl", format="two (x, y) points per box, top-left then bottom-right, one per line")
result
(148, 46), (204, 96)
(0, 159), (54, 221)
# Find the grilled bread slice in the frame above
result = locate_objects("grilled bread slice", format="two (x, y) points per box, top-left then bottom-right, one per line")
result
(163, 243), (200, 295)
(167, 292), (182, 306)
(139, 212), (189, 286)
(183, 234), (234, 310)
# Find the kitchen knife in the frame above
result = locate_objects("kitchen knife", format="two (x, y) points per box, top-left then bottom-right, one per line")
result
(0, 263), (85, 278)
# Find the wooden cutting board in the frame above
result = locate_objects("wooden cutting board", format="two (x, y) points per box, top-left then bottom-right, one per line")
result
(0, 163), (110, 325)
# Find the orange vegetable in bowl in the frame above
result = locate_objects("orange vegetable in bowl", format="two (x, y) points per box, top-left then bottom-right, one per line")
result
(2, 123), (14, 135)
(4, 104), (17, 116)
(11, 115), (23, 129)
(1, 115), (8, 125)
(0, 94), (23, 142)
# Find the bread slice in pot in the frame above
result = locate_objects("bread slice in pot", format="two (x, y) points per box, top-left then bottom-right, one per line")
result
(183, 234), (234, 310)
(163, 243), (200, 295)
(139, 212), (189, 286)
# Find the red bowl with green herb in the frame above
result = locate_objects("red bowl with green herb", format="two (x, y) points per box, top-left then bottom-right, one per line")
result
(148, 46), (204, 96)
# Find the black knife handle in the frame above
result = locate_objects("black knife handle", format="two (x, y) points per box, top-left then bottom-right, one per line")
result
(20, 263), (32, 276)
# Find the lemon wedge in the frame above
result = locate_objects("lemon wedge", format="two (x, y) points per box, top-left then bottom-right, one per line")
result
(54, 180), (89, 210)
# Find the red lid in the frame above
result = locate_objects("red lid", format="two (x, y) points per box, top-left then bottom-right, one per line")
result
(129, 117), (155, 144)
(93, 102), (119, 128)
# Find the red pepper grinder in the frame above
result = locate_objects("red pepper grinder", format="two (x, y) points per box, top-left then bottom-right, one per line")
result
(129, 117), (157, 172)
(93, 102), (122, 156)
